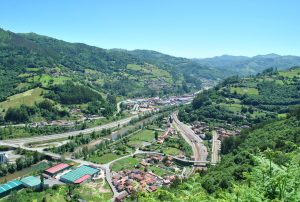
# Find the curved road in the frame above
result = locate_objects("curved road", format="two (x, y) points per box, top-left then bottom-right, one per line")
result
(0, 108), (210, 201)
(102, 149), (209, 200)
(1, 115), (138, 145)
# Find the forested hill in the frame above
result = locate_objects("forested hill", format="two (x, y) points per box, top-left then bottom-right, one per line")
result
(195, 54), (300, 75)
(138, 108), (300, 201)
(138, 68), (300, 201)
(0, 28), (226, 101)
(151, 67), (300, 201)
(179, 67), (300, 128)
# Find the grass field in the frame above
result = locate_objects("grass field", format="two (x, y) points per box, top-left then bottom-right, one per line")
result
(250, 111), (266, 118)
(164, 147), (181, 156)
(149, 165), (172, 176)
(129, 129), (156, 142)
(275, 80), (284, 85)
(43, 186), (68, 202)
(127, 64), (143, 71)
(278, 68), (300, 78)
(127, 140), (145, 148)
(89, 153), (122, 164)
(219, 103), (242, 113)
(15, 82), (31, 91)
(127, 64), (172, 82)
(0, 87), (44, 110)
(277, 113), (287, 119)
(230, 87), (259, 95)
(75, 181), (112, 202)
(28, 74), (70, 87)
(111, 157), (139, 171)
(230, 98), (242, 104)
(26, 68), (41, 72)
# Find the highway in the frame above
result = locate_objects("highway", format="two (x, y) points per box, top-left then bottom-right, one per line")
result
(0, 115), (138, 145)
(172, 112), (208, 165)
(0, 108), (209, 201)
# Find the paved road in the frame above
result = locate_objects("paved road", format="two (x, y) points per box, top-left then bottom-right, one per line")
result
(0, 141), (105, 167)
(1, 116), (207, 201)
(134, 150), (208, 164)
(211, 130), (221, 165)
(102, 149), (209, 200)
(172, 112), (208, 165)
(0, 115), (138, 145)
(0, 108), (208, 201)
(117, 102), (122, 114)
(0, 123), (26, 128)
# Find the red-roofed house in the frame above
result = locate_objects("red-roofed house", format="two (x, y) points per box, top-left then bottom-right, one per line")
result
(148, 186), (157, 192)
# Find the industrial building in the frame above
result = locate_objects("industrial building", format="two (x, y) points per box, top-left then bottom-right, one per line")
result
(20, 176), (41, 190)
(0, 180), (23, 197)
(44, 163), (71, 177)
(60, 165), (100, 184)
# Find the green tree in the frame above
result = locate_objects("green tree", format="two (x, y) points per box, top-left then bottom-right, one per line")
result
(40, 174), (44, 191)
(154, 131), (159, 140)
(264, 148), (274, 177)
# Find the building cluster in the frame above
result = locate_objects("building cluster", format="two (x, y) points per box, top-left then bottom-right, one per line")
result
(0, 176), (42, 197)
(191, 121), (241, 140)
(112, 169), (161, 194)
(0, 176), (43, 197)
(215, 127), (240, 140)
(191, 121), (210, 139)
(122, 95), (194, 113)
(142, 155), (175, 168)
(122, 97), (159, 113)
(112, 154), (179, 201)
(25, 109), (105, 128)
(43, 163), (101, 185)
(0, 163), (102, 198)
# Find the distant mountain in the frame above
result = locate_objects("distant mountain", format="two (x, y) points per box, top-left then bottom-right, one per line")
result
(0, 28), (229, 102)
(195, 54), (300, 75)
(1, 27), (300, 112)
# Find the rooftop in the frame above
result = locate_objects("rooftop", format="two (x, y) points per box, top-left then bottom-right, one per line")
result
(0, 180), (22, 194)
(74, 174), (91, 184)
(61, 165), (99, 183)
(21, 176), (41, 187)
(45, 163), (70, 174)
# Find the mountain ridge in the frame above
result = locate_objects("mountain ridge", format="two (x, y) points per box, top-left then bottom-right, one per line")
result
(195, 53), (300, 75)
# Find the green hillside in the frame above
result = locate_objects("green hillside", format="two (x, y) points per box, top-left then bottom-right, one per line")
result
(195, 54), (300, 75)
(137, 108), (300, 202)
(142, 68), (300, 202)
(0, 28), (224, 102)
(2, 29), (300, 125)
(179, 67), (300, 127)
(0, 28), (224, 124)
(0, 28), (234, 124)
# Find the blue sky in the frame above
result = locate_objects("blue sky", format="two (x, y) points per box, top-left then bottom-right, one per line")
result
(1, 0), (299, 58)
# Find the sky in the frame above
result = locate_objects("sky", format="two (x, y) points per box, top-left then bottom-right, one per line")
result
(0, 0), (300, 58)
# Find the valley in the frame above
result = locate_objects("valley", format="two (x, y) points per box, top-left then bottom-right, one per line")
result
(0, 27), (300, 202)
